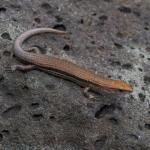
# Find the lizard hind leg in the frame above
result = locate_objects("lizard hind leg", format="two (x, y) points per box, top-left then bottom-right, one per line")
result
(11, 64), (35, 71)
(10, 46), (41, 72)
(25, 46), (41, 54)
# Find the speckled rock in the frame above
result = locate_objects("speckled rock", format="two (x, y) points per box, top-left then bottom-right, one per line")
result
(0, 0), (150, 149)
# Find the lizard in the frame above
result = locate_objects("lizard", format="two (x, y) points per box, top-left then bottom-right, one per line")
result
(12, 28), (133, 95)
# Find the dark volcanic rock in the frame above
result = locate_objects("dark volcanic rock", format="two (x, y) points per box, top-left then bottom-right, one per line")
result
(0, 0), (150, 149)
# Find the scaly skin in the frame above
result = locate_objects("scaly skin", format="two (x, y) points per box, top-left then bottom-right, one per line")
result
(14, 28), (133, 92)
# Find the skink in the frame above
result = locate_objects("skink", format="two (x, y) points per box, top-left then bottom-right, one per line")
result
(13, 28), (133, 92)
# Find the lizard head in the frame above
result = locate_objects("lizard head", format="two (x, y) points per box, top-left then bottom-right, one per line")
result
(115, 80), (133, 92)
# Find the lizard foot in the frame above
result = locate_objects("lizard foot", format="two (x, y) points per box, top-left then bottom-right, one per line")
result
(83, 87), (96, 100)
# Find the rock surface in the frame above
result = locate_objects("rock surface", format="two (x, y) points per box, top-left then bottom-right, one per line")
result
(0, 0), (150, 149)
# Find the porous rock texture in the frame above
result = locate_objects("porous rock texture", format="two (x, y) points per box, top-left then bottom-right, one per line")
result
(0, 0), (150, 149)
